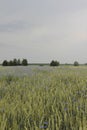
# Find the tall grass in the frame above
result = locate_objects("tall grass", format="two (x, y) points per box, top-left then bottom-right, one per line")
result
(0, 66), (87, 130)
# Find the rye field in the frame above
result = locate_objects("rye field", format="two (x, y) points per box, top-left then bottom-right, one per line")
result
(0, 65), (87, 130)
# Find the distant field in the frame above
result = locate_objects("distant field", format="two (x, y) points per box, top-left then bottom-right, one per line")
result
(0, 65), (87, 130)
(0, 65), (87, 77)
(0, 65), (52, 77)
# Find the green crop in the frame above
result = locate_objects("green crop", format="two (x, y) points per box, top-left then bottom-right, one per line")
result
(0, 66), (87, 130)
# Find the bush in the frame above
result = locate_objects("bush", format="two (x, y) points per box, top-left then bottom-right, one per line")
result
(50, 60), (60, 66)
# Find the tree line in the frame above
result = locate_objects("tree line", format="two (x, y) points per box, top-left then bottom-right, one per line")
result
(2, 59), (80, 66)
(2, 59), (28, 66)
(50, 60), (79, 66)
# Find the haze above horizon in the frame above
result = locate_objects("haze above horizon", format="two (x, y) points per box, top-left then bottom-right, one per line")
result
(0, 0), (87, 64)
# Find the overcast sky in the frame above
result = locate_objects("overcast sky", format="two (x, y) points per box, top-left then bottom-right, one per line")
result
(0, 0), (87, 63)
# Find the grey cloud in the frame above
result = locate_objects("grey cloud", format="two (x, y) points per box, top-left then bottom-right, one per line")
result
(0, 0), (87, 63)
(0, 21), (28, 32)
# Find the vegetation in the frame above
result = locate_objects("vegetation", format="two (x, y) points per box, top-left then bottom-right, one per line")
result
(2, 60), (8, 66)
(74, 61), (79, 66)
(50, 60), (60, 66)
(2, 59), (28, 66)
(22, 59), (28, 66)
(0, 66), (87, 130)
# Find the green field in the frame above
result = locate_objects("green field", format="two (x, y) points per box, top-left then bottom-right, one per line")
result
(0, 66), (87, 130)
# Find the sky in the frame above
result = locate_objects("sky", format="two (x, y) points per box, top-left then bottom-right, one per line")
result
(0, 0), (87, 63)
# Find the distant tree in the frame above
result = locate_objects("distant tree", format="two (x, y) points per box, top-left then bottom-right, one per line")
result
(17, 59), (21, 65)
(8, 60), (13, 66)
(12, 59), (21, 66)
(74, 61), (79, 66)
(50, 60), (60, 66)
(22, 59), (28, 66)
(13, 58), (18, 66)
(2, 60), (8, 66)
(2, 58), (28, 66)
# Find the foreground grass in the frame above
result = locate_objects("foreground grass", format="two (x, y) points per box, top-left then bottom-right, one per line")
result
(0, 66), (87, 130)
